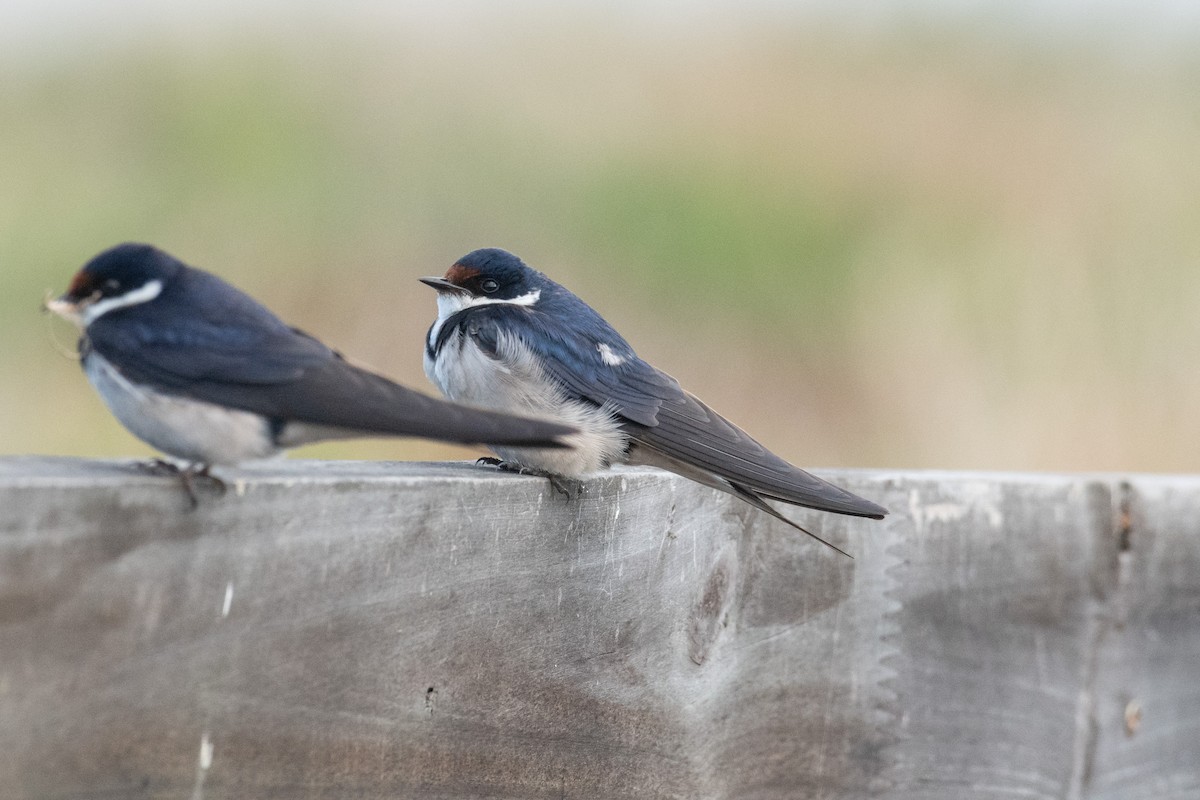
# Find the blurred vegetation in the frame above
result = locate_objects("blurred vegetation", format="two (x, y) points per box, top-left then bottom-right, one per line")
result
(3, 12), (1199, 472)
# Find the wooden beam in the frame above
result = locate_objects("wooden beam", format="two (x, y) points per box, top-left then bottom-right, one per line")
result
(0, 459), (1195, 798)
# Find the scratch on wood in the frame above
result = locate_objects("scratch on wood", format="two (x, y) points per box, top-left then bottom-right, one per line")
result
(1123, 699), (1141, 736)
(1066, 481), (1132, 799)
(190, 731), (213, 800)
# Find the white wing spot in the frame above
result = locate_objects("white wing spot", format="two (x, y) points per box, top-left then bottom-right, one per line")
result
(597, 343), (626, 366)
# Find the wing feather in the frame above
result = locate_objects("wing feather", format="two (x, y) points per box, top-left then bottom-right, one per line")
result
(633, 393), (887, 518)
(445, 297), (886, 519)
(86, 267), (574, 447)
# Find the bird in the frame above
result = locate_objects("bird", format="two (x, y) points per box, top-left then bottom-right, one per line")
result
(46, 243), (578, 505)
(420, 247), (887, 556)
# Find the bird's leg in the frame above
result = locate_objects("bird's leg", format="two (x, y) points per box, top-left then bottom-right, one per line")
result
(183, 463), (227, 505)
(191, 463), (227, 494)
(138, 458), (183, 477)
(475, 457), (582, 500)
(135, 459), (225, 508)
(134, 458), (198, 507)
(541, 472), (584, 501)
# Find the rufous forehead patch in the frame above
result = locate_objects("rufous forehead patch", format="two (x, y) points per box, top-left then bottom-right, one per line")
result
(444, 263), (481, 286)
(67, 270), (98, 299)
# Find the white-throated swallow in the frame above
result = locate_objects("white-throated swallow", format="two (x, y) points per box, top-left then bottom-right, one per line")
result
(421, 248), (887, 556)
(47, 243), (576, 502)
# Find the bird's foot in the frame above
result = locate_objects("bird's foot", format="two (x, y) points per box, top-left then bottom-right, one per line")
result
(474, 457), (583, 500)
(136, 459), (226, 509)
(138, 458), (183, 478)
(185, 463), (227, 502)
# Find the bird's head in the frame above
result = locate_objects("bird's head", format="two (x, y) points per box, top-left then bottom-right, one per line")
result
(46, 243), (182, 327)
(420, 248), (545, 312)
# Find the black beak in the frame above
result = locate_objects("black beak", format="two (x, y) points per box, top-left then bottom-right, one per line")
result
(419, 276), (469, 295)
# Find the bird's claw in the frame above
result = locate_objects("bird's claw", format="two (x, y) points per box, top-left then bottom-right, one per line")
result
(136, 459), (225, 509)
(474, 457), (583, 500)
(545, 474), (584, 501)
(138, 458), (182, 478)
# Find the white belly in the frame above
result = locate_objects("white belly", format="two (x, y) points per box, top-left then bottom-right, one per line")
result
(425, 329), (627, 478)
(85, 352), (281, 465)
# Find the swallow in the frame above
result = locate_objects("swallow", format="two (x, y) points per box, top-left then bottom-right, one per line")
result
(46, 243), (577, 504)
(421, 248), (887, 556)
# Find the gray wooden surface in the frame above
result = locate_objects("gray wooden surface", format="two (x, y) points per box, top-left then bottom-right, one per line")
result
(0, 458), (1195, 799)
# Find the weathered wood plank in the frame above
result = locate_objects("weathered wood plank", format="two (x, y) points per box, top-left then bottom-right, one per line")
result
(0, 459), (1195, 798)
(876, 474), (1115, 800)
(1087, 477), (1200, 800)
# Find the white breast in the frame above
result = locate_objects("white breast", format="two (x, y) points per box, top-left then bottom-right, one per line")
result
(85, 352), (281, 465)
(424, 326), (628, 478)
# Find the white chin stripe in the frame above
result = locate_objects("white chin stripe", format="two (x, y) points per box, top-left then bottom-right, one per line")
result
(464, 288), (541, 310)
(82, 279), (164, 324)
(431, 288), (542, 344)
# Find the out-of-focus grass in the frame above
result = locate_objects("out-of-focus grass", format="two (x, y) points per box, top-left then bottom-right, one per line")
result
(3, 15), (1200, 471)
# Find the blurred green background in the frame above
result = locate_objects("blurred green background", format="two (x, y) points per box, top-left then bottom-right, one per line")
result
(3, 4), (1199, 472)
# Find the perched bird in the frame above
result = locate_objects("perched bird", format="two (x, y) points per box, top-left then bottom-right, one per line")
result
(421, 248), (887, 556)
(47, 243), (576, 503)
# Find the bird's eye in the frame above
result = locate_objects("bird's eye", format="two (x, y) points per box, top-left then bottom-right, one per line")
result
(480, 278), (500, 294)
(103, 279), (121, 294)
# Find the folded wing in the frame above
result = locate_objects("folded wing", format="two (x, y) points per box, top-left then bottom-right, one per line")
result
(85, 269), (574, 448)
(628, 391), (886, 518)
(457, 298), (886, 518)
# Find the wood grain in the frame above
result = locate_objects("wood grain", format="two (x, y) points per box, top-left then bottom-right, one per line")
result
(0, 459), (1194, 799)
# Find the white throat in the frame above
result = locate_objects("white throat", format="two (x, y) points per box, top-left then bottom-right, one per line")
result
(82, 280), (164, 325)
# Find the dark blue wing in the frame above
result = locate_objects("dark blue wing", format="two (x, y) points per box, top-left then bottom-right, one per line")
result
(85, 266), (331, 391)
(446, 296), (679, 427)
(632, 391), (888, 518)
(84, 267), (575, 447)
(447, 294), (886, 518)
